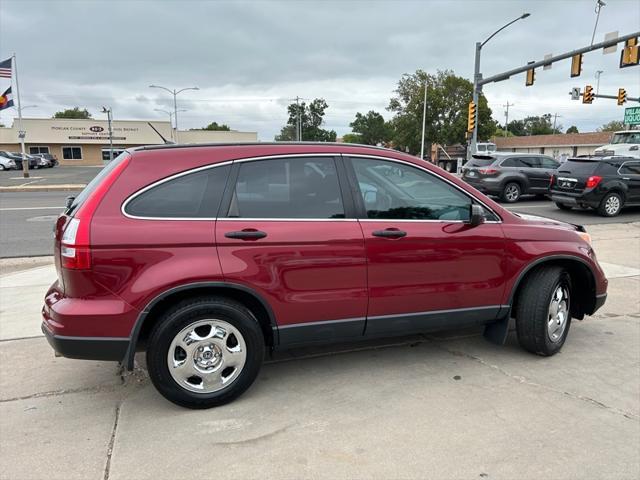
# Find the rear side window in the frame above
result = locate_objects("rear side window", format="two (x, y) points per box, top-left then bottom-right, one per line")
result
(520, 157), (542, 168)
(557, 160), (600, 175)
(228, 157), (345, 219)
(619, 162), (640, 175)
(540, 157), (560, 169)
(125, 164), (230, 218)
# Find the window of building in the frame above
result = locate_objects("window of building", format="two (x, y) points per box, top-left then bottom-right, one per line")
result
(351, 158), (473, 221)
(62, 146), (82, 160)
(29, 146), (50, 155)
(125, 165), (231, 218)
(101, 148), (126, 161)
(228, 157), (345, 219)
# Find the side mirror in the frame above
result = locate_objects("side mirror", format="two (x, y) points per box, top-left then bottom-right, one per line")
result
(468, 204), (485, 227)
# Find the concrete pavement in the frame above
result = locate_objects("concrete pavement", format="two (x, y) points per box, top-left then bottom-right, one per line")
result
(0, 223), (638, 479)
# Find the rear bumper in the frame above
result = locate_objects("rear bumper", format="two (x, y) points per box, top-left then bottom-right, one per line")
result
(593, 293), (607, 314)
(463, 178), (502, 194)
(550, 191), (601, 208)
(42, 322), (128, 361)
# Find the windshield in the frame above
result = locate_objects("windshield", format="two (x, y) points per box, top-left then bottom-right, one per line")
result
(610, 132), (640, 144)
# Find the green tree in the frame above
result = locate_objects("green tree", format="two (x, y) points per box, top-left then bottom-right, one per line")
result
(506, 119), (526, 136)
(506, 114), (562, 136)
(198, 122), (231, 131)
(275, 98), (337, 142)
(53, 107), (92, 119)
(387, 69), (496, 154)
(342, 133), (363, 143)
(349, 110), (392, 145)
(494, 127), (514, 137)
(598, 120), (625, 132)
(566, 125), (579, 134)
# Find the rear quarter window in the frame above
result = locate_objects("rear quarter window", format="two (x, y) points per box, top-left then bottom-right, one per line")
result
(124, 164), (231, 218)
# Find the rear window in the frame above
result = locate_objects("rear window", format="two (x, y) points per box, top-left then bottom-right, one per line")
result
(467, 157), (496, 167)
(67, 151), (129, 215)
(557, 160), (601, 176)
(125, 164), (231, 218)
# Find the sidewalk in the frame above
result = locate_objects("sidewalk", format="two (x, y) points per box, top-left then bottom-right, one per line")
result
(1, 223), (638, 479)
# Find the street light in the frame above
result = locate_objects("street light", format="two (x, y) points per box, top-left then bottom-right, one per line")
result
(154, 108), (187, 141)
(470, 13), (530, 157)
(595, 70), (604, 94)
(149, 85), (199, 143)
(101, 106), (113, 163)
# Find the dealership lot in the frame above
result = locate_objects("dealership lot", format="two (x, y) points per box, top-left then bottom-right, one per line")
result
(0, 222), (638, 479)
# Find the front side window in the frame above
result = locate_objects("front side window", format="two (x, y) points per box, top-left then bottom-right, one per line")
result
(351, 158), (472, 221)
(228, 157), (345, 219)
(619, 162), (640, 175)
(62, 146), (82, 160)
(125, 165), (231, 218)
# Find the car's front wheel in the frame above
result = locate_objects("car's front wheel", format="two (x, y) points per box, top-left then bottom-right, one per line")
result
(146, 296), (264, 409)
(597, 192), (623, 217)
(501, 182), (521, 203)
(515, 266), (572, 356)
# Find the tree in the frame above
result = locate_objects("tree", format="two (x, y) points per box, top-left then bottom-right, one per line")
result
(275, 98), (337, 142)
(598, 120), (625, 132)
(349, 110), (392, 145)
(198, 121), (231, 131)
(506, 114), (562, 136)
(566, 125), (579, 134)
(494, 127), (514, 137)
(387, 69), (496, 154)
(53, 107), (92, 119)
(342, 133), (362, 144)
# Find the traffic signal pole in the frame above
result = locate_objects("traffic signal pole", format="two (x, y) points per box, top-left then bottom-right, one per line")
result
(470, 42), (481, 159)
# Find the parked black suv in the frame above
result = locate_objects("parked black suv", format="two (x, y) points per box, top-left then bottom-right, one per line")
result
(462, 153), (560, 203)
(550, 156), (640, 216)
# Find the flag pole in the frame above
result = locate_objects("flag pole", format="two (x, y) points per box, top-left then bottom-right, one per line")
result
(13, 53), (29, 178)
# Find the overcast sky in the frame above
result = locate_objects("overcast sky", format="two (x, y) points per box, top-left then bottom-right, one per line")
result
(1, 0), (639, 140)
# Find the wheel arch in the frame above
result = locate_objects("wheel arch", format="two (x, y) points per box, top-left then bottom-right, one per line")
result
(124, 282), (278, 370)
(508, 255), (597, 321)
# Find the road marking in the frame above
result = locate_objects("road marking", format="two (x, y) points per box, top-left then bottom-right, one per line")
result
(0, 206), (62, 211)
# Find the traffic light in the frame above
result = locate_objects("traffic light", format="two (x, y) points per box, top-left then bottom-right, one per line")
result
(620, 37), (639, 68)
(617, 88), (627, 106)
(525, 61), (535, 86)
(583, 85), (594, 104)
(467, 101), (477, 132)
(570, 54), (583, 77)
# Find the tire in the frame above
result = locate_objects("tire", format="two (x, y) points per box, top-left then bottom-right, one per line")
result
(555, 202), (572, 211)
(515, 266), (572, 356)
(146, 296), (265, 409)
(597, 192), (623, 217)
(0, 164), (5, 171)
(501, 182), (521, 203)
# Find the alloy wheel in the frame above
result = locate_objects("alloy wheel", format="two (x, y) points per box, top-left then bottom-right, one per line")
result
(547, 283), (570, 343)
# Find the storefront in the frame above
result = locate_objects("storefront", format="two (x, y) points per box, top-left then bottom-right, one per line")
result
(0, 118), (258, 166)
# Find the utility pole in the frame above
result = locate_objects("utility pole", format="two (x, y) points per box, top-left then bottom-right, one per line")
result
(595, 70), (604, 93)
(503, 101), (514, 136)
(552, 113), (562, 133)
(420, 80), (427, 159)
(102, 106), (113, 162)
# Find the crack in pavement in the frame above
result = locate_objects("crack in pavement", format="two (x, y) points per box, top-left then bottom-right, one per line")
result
(0, 383), (125, 403)
(103, 402), (122, 480)
(433, 343), (639, 422)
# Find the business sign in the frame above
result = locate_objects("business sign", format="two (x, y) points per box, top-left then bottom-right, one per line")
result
(50, 124), (139, 141)
(624, 106), (640, 125)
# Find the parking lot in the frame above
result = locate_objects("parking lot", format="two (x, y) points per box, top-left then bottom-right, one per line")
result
(0, 221), (638, 479)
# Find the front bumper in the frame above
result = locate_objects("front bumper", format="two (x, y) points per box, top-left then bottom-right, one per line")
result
(42, 322), (128, 361)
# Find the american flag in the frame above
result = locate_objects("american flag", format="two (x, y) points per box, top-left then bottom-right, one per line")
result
(0, 58), (12, 79)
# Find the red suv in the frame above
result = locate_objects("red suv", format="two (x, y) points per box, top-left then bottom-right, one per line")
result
(42, 143), (607, 408)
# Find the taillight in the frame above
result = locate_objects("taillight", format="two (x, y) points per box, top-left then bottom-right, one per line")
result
(586, 175), (602, 189)
(549, 174), (554, 186)
(479, 168), (498, 175)
(60, 155), (130, 270)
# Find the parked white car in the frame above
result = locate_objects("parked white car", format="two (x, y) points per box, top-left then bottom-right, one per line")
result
(0, 151), (18, 170)
(594, 130), (640, 158)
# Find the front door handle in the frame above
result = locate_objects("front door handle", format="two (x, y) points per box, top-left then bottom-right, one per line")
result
(372, 228), (407, 238)
(224, 229), (267, 240)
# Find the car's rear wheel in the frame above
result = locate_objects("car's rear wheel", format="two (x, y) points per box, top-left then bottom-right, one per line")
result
(146, 296), (264, 409)
(515, 266), (572, 356)
(555, 202), (573, 211)
(597, 192), (623, 217)
(0, 164), (5, 171)
(501, 182), (521, 203)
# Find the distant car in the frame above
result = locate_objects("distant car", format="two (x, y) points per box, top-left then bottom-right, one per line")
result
(9, 153), (39, 170)
(0, 151), (17, 170)
(30, 154), (54, 168)
(550, 156), (640, 216)
(461, 153), (560, 202)
(32, 153), (58, 167)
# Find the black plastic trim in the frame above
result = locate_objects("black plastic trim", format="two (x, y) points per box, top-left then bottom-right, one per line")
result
(42, 324), (128, 362)
(278, 317), (366, 347)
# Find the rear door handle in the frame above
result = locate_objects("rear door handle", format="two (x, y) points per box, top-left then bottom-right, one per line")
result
(224, 229), (267, 240)
(372, 228), (407, 238)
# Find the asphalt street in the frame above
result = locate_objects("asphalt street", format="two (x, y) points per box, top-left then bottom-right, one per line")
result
(2, 191), (640, 258)
(0, 165), (101, 188)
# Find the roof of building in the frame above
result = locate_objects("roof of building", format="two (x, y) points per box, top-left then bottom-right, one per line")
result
(493, 131), (612, 149)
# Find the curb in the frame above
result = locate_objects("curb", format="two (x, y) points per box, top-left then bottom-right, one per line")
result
(0, 185), (86, 193)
